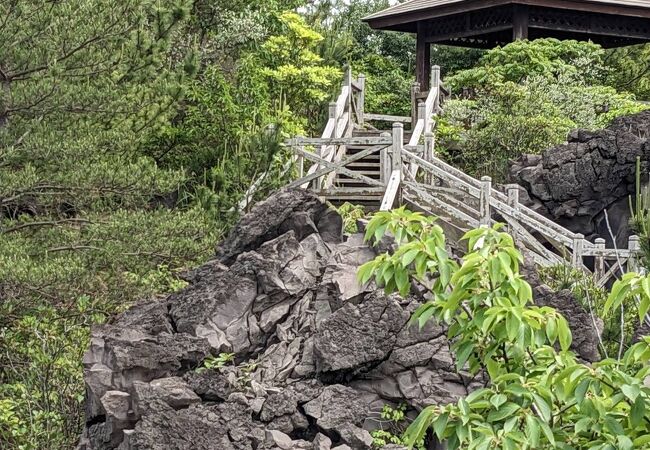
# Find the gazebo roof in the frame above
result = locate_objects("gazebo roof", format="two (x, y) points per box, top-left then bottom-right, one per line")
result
(364, 0), (650, 48)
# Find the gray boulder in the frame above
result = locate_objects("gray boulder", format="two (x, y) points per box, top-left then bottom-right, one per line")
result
(510, 111), (650, 245)
(79, 188), (599, 450)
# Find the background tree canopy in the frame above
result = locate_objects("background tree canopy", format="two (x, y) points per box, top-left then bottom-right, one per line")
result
(1, 0), (650, 448)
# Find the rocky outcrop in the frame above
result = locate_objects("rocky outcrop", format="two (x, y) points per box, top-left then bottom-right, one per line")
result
(510, 110), (650, 245)
(78, 188), (599, 450)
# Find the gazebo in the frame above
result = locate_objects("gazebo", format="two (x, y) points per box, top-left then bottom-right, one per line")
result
(364, 0), (650, 90)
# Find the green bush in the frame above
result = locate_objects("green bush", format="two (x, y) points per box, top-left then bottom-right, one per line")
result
(359, 209), (650, 449)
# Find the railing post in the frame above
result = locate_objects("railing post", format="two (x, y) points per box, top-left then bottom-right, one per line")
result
(329, 101), (337, 121)
(296, 136), (304, 179)
(628, 235), (641, 273)
(480, 176), (492, 227)
(380, 131), (391, 184)
(392, 123), (403, 175)
(506, 184), (520, 239)
(411, 81), (421, 131)
(423, 132), (435, 185)
(357, 73), (365, 126)
(418, 101), (428, 133)
(572, 234), (585, 268)
(594, 238), (606, 280)
(431, 65), (441, 112)
(343, 64), (352, 115)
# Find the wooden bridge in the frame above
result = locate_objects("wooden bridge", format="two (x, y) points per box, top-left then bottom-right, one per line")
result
(278, 66), (641, 285)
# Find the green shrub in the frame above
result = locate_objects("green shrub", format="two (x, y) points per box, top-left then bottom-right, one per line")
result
(359, 209), (650, 449)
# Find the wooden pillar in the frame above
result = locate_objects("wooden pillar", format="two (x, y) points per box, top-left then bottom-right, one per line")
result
(392, 123), (403, 173)
(594, 238), (606, 280)
(410, 81), (420, 131)
(629, 235), (641, 273)
(357, 73), (365, 126)
(480, 176), (492, 227)
(380, 131), (391, 184)
(296, 136), (304, 179)
(424, 132), (435, 185)
(512, 4), (529, 40)
(506, 184), (520, 239)
(416, 21), (431, 92)
(572, 234), (585, 268)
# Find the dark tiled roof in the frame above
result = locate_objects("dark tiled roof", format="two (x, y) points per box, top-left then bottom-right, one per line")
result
(364, 0), (650, 22)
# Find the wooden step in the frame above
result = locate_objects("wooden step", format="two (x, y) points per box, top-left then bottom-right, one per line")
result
(347, 162), (380, 168)
(337, 170), (380, 176)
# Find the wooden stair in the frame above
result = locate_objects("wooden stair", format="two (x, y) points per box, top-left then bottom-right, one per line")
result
(326, 129), (410, 210)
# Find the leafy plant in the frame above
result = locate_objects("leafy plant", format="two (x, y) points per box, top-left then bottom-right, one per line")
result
(630, 157), (650, 272)
(197, 353), (235, 373)
(371, 404), (426, 450)
(359, 209), (650, 449)
(440, 39), (647, 180)
(336, 202), (366, 234)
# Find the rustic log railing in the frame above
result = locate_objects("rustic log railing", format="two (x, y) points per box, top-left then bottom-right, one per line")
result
(280, 64), (641, 282)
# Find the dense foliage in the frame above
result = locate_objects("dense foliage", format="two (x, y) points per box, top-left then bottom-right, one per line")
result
(3, 0), (650, 448)
(360, 210), (650, 449)
(439, 39), (648, 180)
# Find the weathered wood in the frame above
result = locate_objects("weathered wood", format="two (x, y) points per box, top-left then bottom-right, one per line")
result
(402, 150), (481, 198)
(502, 215), (564, 266)
(594, 238), (606, 279)
(506, 184), (519, 239)
(581, 248), (634, 258)
(357, 73), (365, 125)
(431, 66), (441, 112)
(423, 132), (435, 185)
(572, 234), (585, 268)
(294, 137), (392, 146)
(392, 123), (403, 173)
(411, 82), (421, 131)
(404, 181), (480, 229)
(365, 113), (412, 123)
(381, 170), (401, 211)
(490, 196), (574, 248)
(628, 235), (641, 272)
(596, 262), (627, 288)
(290, 145), (387, 190)
(479, 176), (492, 227)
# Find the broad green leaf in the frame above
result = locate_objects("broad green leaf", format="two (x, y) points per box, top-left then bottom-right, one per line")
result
(574, 417), (591, 434)
(490, 393), (508, 409)
(539, 421), (555, 446)
(557, 315), (572, 351)
(532, 393), (551, 423)
(433, 412), (449, 440)
(631, 395), (646, 427)
(401, 248), (420, 266)
(575, 379), (590, 404)
(487, 402), (520, 422)
(621, 384), (640, 402)
(525, 414), (540, 447)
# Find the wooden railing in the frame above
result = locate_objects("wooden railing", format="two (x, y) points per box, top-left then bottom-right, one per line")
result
(281, 63), (641, 283)
(400, 148), (641, 284)
(299, 66), (366, 191)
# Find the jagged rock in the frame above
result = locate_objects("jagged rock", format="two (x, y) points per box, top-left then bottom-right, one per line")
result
(265, 430), (293, 449)
(510, 111), (650, 244)
(182, 369), (235, 401)
(338, 423), (373, 449)
(313, 433), (333, 450)
(314, 291), (408, 375)
(79, 188), (599, 450)
(303, 385), (368, 433)
(216, 188), (341, 264)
